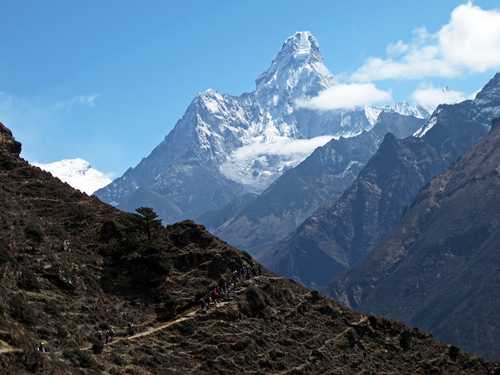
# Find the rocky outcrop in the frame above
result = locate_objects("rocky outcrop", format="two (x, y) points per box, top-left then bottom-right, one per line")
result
(0, 122), (21, 156)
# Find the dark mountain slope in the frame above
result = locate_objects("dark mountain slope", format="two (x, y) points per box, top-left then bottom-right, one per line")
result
(0, 122), (499, 373)
(264, 73), (500, 289)
(196, 192), (258, 230)
(264, 134), (446, 288)
(214, 112), (425, 256)
(332, 119), (500, 360)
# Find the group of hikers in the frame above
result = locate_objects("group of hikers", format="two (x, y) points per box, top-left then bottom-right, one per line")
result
(87, 262), (261, 348)
(30, 262), (263, 355)
(198, 264), (262, 311)
(95, 327), (115, 344)
(34, 342), (49, 353)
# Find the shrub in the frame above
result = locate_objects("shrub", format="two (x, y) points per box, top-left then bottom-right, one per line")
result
(0, 239), (12, 266)
(9, 295), (37, 325)
(63, 349), (97, 368)
(91, 339), (104, 355)
(25, 221), (44, 243)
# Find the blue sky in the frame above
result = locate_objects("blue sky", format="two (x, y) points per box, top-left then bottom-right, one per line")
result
(1, 0), (499, 176)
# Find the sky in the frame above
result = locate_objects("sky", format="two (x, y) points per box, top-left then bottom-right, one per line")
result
(1, 0), (500, 180)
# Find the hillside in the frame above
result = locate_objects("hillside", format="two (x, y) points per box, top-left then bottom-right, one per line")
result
(332, 119), (500, 360)
(1, 122), (499, 373)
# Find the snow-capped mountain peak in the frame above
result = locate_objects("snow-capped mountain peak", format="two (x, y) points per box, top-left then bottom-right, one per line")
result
(97, 31), (432, 222)
(382, 102), (429, 119)
(274, 31), (322, 61)
(34, 158), (111, 195)
(364, 102), (430, 126)
(255, 31), (335, 110)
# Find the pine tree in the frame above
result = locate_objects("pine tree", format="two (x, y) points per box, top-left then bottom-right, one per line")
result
(135, 207), (161, 240)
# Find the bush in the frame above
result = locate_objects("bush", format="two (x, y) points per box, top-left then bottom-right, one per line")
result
(18, 270), (41, 291)
(23, 348), (43, 372)
(9, 295), (37, 325)
(25, 221), (44, 243)
(100, 221), (122, 243)
(91, 339), (104, 354)
(176, 321), (194, 336)
(0, 239), (12, 266)
(63, 349), (97, 368)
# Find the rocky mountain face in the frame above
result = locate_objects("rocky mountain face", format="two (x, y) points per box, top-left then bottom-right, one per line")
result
(209, 112), (425, 256)
(264, 134), (446, 288)
(264, 73), (500, 290)
(96, 31), (426, 223)
(1, 122), (499, 374)
(332, 119), (500, 360)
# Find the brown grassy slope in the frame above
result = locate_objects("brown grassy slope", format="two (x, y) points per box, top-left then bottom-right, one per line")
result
(0, 122), (499, 374)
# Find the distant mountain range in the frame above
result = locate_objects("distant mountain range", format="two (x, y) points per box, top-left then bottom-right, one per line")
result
(205, 111), (426, 256)
(262, 72), (500, 290)
(332, 118), (500, 360)
(96, 32), (428, 223)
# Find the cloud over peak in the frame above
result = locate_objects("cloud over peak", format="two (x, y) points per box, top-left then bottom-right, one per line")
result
(411, 85), (467, 111)
(296, 83), (392, 111)
(352, 2), (500, 81)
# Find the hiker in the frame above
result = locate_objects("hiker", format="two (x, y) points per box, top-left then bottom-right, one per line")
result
(63, 239), (71, 252)
(105, 328), (114, 343)
(127, 322), (135, 336)
(212, 287), (220, 303)
(96, 330), (103, 343)
(199, 297), (207, 311)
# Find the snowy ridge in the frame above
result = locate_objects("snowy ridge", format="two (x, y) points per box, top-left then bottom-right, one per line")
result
(34, 158), (111, 195)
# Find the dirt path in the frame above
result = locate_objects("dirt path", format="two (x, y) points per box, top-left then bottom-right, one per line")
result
(82, 301), (233, 353)
(0, 348), (21, 354)
(0, 275), (254, 357)
(0, 340), (21, 355)
(103, 309), (199, 347)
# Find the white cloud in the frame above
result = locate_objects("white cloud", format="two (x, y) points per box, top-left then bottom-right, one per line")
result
(54, 94), (100, 111)
(296, 83), (392, 111)
(230, 136), (334, 160)
(352, 2), (500, 81)
(386, 40), (409, 56)
(440, 2), (500, 72)
(220, 136), (335, 190)
(411, 85), (467, 111)
(33, 158), (112, 195)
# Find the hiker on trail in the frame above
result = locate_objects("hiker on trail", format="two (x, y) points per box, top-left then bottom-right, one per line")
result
(200, 297), (207, 311)
(96, 330), (103, 342)
(212, 287), (219, 303)
(63, 239), (71, 252)
(105, 328), (114, 344)
(127, 322), (135, 336)
(38, 342), (48, 353)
